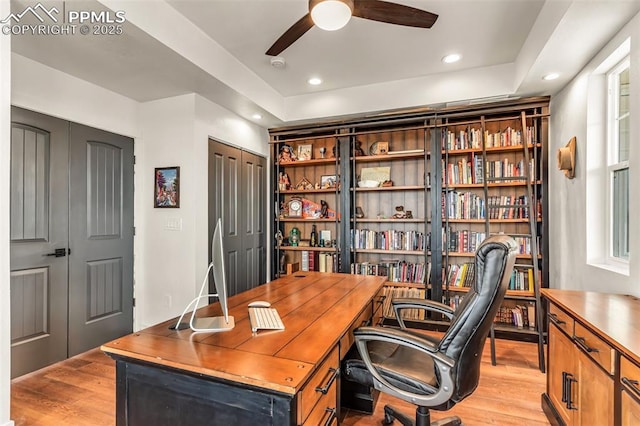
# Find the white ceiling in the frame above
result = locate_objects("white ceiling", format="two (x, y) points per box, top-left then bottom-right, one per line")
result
(9, 0), (640, 127)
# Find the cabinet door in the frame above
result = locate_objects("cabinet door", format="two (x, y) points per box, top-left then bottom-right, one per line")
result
(621, 390), (640, 426)
(547, 324), (576, 425)
(575, 349), (613, 425)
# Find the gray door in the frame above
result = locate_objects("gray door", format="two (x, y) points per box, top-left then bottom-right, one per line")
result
(9, 108), (134, 377)
(208, 140), (266, 296)
(10, 108), (69, 378)
(68, 123), (134, 356)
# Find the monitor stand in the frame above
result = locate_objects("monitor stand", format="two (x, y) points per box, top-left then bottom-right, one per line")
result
(191, 316), (235, 332)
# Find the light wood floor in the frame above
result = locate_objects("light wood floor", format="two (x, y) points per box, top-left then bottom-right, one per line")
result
(11, 338), (550, 425)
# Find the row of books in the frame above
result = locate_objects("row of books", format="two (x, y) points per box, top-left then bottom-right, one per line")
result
(443, 228), (486, 254)
(441, 126), (538, 151)
(485, 158), (535, 182)
(442, 157), (535, 186)
(444, 262), (538, 291)
(494, 303), (536, 330)
(351, 229), (429, 252)
(487, 195), (529, 219)
(300, 251), (339, 272)
(352, 260), (430, 284)
(444, 262), (475, 288)
(442, 191), (486, 220)
(381, 286), (427, 320)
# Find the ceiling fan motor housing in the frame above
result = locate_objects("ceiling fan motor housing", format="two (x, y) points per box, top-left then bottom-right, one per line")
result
(309, 0), (355, 13)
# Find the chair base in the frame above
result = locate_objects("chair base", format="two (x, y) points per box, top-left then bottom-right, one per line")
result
(382, 405), (462, 426)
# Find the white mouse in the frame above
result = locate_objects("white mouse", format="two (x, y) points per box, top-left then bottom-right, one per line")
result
(248, 300), (271, 308)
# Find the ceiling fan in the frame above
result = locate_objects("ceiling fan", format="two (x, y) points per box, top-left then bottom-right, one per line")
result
(266, 0), (439, 56)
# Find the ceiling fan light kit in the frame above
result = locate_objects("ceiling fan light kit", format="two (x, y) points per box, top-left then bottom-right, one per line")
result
(266, 0), (439, 56)
(310, 0), (354, 31)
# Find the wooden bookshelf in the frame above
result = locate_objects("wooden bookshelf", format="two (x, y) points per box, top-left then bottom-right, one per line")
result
(269, 97), (549, 349)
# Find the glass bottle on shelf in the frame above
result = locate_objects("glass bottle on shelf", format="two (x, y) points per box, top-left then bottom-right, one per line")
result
(310, 225), (317, 247)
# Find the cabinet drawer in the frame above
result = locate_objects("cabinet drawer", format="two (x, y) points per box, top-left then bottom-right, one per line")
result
(303, 380), (337, 426)
(298, 345), (339, 424)
(573, 322), (615, 375)
(622, 388), (640, 426)
(548, 304), (573, 336)
(621, 356), (640, 400)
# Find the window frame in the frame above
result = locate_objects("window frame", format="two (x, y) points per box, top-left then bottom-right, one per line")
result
(606, 56), (630, 264)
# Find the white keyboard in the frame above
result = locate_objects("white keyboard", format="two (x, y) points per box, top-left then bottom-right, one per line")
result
(249, 307), (285, 332)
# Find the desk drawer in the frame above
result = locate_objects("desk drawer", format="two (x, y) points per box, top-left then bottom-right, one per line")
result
(303, 380), (337, 426)
(299, 345), (339, 424)
(621, 356), (640, 399)
(573, 322), (615, 375)
(548, 304), (573, 336)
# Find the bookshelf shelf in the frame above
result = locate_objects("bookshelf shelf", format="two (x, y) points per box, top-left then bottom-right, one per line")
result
(443, 143), (542, 156)
(353, 249), (427, 255)
(352, 218), (427, 223)
(278, 218), (340, 223)
(279, 189), (339, 195)
(277, 246), (338, 252)
(352, 151), (427, 162)
(353, 185), (427, 192)
(276, 158), (337, 167)
(445, 286), (535, 299)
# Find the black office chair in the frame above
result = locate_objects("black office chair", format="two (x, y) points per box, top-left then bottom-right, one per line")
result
(343, 235), (518, 426)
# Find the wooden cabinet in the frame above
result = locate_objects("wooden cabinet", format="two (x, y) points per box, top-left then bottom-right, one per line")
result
(542, 290), (640, 426)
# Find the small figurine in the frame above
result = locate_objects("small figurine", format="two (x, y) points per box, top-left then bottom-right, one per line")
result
(355, 206), (365, 218)
(295, 177), (314, 190)
(278, 145), (296, 163)
(319, 147), (327, 159)
(320, 200), (329, 218)
(275, 230), (284, 247)
(381, 180), (393, 187)
(278, 172), (291, 191)
(279, 201), (289, 218)
(405, 210), (413, 219)
(353, 140), (365, 156)
(392, 206), (407, 219)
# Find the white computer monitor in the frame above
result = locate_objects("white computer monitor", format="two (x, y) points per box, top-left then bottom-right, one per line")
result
(173, 218), (235, 332)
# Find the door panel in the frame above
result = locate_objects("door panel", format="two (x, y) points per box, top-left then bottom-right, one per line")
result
(10, 108), (69, 378)
(68, 123), (134, 356)
(208, 140), (266, 297)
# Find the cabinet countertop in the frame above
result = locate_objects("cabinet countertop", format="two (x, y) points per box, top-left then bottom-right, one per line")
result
(542, 289), (640, 365)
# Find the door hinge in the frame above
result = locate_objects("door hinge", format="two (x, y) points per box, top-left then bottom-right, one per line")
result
(133, 226), (136, 236)
(133, 155), (136, 165)
(132, 298), (136, 307)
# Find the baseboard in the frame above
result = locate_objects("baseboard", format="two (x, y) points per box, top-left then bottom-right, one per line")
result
(1, 420), (15, 426)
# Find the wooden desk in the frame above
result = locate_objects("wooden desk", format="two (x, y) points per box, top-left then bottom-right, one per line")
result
(541, 289), (640, 425)
(102, 272), (386, 425)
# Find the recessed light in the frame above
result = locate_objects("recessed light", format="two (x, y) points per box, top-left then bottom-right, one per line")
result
(442, 53), (461, 64)
(308, 77), (323, 86)
(252, 113), (262, 120)
(543, 73), (559, 81)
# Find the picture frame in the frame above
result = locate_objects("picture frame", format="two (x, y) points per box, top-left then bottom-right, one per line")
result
(154, 166), (180, 208)
(297, 144), (313, 161)
(320, 174), (337, 189)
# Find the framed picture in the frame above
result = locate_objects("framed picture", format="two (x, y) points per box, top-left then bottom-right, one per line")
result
(297, 144), (313, 161)
(154, 166), (180, 208)
(320, 175), (337, 189)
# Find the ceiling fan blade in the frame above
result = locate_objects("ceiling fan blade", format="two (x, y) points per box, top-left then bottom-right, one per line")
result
(266, 13), (314, 56)
(353, 0), (438, 28)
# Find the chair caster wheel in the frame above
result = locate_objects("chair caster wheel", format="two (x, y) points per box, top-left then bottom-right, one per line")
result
(383, 406), (395, 425)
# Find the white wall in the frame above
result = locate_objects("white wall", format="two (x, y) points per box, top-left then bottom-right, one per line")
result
(549, 11), (640, 296)
(1, 2), (15, 424)
(135, 94), (269, 329)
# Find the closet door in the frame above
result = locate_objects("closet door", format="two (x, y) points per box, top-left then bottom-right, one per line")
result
(208, 140), (266, 296)
(10, 108), (69, 378)
(67, 123), (134, 356)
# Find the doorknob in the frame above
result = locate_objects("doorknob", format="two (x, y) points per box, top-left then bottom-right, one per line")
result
(44, 248), (68, 257)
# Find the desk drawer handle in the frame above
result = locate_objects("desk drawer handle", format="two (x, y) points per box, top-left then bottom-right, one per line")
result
(323, 407), (337, 426)
(548, 313), (566, 325)
(573, 336), (599, 353)
(316, 367), (338, 395)
(622, 377), (640, 399)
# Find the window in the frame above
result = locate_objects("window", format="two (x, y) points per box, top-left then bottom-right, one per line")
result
(607, 58), (630, 261)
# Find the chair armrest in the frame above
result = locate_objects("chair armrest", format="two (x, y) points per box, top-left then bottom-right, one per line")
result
(353, 326), (456, 407)
(391, 298), (454, 329)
